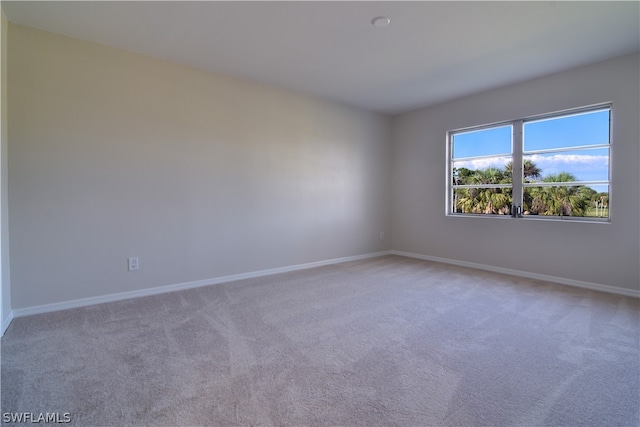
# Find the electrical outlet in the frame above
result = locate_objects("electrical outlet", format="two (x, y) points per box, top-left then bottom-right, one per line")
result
(128, 257), (139, 271)
(379, 232), (385, 241)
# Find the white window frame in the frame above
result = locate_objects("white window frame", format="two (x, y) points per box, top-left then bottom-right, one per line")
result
(446, 103), (612, 222)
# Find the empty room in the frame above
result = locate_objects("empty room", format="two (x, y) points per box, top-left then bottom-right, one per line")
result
(1, 1), (639, 426)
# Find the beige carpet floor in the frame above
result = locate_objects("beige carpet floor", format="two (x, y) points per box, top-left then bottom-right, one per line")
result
(1, 255), (639, 426)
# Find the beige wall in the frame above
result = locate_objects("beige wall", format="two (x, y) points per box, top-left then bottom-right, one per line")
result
(8, 24), (391, 309)
(391, 53), (640, 292)
(6, 22), (638, 313)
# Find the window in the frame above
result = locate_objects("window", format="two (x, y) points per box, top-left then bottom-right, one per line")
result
(448, 104), (611, 221)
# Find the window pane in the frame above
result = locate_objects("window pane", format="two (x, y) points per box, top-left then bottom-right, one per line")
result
(452, 188), (512, 215)
(452, 125), (512, 159)
(453, 156), (512, 184)
(524, 109), (609, 151)
(523, 185), (608, 218)
(524, 148), (609, 183)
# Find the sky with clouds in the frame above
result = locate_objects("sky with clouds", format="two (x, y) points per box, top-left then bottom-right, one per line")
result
(452, 109), (610, 186)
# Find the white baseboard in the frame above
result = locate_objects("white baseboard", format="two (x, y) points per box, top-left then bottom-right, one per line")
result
(392, 250), (640, 298)
(12, 251), (393, 319)
(12, 248), (632, 322)
(2, 309), (14, 336)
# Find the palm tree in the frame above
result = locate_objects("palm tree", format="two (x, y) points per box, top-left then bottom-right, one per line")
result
(452, 167), (474, 185)
(589, 191), (609, 217)
(524, 160), (542, 180)
(458, 167), (511, 214)
(455, 188), (481, 214)
(530, 172), (588, 216)
(505, 159), (541, 181)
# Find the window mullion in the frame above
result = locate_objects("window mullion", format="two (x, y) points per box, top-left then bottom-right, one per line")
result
(512, 120), (523, 217)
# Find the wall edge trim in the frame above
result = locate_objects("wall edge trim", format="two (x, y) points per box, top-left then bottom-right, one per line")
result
(11, 251), (393, 319)
(2, 309), (13, 336)
(391, 250), (640, 298)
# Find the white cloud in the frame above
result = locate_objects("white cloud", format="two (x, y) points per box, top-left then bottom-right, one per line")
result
(529, 154), (608, 181)
(455, 154), (608, 178)
(527, 153), (608, 167)
(454, 157), (510, 170)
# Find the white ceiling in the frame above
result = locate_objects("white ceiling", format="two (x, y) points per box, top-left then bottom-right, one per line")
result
(3, 1), (639, 115)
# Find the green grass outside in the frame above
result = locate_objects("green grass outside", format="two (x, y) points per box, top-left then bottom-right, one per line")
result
(585, 207), (609, 218)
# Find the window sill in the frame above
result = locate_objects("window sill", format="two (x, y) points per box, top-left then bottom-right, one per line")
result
(446, 213), (611, 224)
